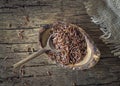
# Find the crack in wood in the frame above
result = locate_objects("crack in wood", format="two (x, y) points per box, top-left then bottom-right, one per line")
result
(0, 4), (51, 9)
(25, 64), (56, 67)
(0, 12), (13, 14)
(76, 80), (120, 86)
(0, 42), (37, 45)
(0, 27), (40, 30)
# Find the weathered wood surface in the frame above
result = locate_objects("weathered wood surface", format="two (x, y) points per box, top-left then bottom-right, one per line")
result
(0, 0), (119, 86)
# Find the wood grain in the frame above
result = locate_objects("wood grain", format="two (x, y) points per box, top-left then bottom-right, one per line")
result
(0, 0), (119, 86)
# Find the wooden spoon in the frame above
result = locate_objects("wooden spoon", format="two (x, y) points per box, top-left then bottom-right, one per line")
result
(13, 34), (58, 68)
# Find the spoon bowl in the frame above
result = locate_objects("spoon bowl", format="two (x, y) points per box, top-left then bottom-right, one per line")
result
(39, 22), (100, 70)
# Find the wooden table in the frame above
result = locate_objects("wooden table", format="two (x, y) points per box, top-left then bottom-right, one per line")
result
(0, 0), (120, 86)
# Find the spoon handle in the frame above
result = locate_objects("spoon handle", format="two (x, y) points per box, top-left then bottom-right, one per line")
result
(13, 49), (47, 68)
